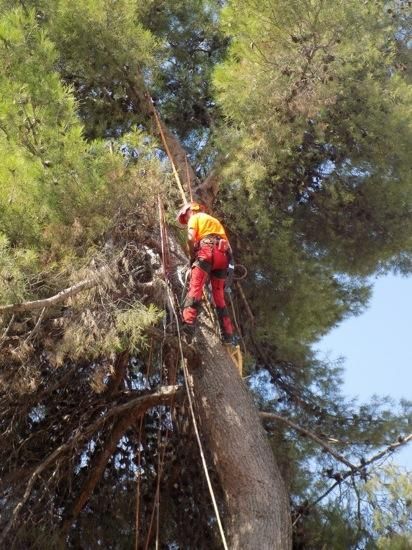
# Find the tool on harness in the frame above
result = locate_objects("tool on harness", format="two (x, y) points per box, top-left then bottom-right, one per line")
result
(225, 262), (235, 290)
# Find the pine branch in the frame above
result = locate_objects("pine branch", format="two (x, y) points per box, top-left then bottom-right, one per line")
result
(125, 74), (198, 195)
(311, 433), (412, 508)
(124, 71), (224, 206)
(0, 385), (182, 543)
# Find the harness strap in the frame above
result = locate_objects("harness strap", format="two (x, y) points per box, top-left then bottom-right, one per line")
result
(200, 234), (221, 246)
(183, 295), (202, 309)
(193, 258), (212, 274)
(212, 268), (227, 279)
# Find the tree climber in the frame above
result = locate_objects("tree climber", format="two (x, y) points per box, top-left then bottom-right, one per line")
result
(177, 202), (235, 344)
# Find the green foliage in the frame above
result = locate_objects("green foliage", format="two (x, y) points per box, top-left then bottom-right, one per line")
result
(214, 0), (412, 268)
(0, 7), (101, 243)
(57, 298), (163, 361)
(0, 4), (166, 304)
(211, 0), (412, 357)
(115, 301), (163, 353)
(0, 234), (39, 304)
(31, 0), (161, 139)
(364, 465), (412, 540)
(377, 535), (412, 550)
(138, 0), (227, 151)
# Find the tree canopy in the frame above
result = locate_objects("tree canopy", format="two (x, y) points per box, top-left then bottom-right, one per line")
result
(0, 0), (411, 548)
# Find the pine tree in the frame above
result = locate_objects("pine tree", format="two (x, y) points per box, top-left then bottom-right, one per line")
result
(0, 1), (411, 548)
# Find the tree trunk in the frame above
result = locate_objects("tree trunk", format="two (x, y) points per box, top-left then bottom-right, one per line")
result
(189, 321), (292, 549)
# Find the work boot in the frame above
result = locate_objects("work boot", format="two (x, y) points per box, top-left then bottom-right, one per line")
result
(221, 333), (235, 346)
(181, 322), (196, 343)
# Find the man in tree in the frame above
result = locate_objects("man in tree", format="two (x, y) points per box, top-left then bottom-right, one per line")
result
(177, 202), (235, 344)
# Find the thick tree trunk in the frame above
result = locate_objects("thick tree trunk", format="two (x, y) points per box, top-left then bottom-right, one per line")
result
(189, 321), (292, 549)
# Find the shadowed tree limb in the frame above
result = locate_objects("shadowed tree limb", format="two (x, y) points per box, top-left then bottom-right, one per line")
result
(0, 385), (182, 544)
(0, 266), (110, 315)
(61, 404), (150, 534)
(107, 351), (130, 395)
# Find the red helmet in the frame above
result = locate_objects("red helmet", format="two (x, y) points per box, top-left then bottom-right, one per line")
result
(176, 202), (205, 225)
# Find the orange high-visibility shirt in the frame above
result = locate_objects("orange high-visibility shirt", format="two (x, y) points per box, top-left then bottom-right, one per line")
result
(188, 212), (228, 243)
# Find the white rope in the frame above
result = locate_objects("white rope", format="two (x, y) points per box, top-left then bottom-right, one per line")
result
(165, 284), (229, 550)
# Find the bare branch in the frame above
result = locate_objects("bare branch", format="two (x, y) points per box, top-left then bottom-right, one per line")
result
(61, 404), (146, 533)
(23, 307), (46, 344)
(308, 432), (412, 510)
(0, 313), (14, 346)
(0, 266), (109, 315)
(361, 433), (412, 468)
(260, 411), (356, 470)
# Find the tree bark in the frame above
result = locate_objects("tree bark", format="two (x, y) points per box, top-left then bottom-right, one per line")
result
(189, 322), (292, 549)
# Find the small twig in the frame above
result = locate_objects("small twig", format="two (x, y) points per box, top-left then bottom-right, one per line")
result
(0, 313), (15, 347)
(23, 307), (46, 345)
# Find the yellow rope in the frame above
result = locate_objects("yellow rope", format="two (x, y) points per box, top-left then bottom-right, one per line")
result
(150, 97), (187, 203)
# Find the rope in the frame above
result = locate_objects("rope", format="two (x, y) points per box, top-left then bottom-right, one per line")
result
(135, 340), (155, 550)
(150, 96), (187, 203)
(185, 154), (193, 202)
(158, 195), (171, 277)
(166, 284), (229, 550)
(157, 199), (229, 550)
(134, 416), (144, 550)
(143, 260), (179, 550)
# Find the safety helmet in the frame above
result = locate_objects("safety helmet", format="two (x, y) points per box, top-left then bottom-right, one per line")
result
(176, 202), (205, 225)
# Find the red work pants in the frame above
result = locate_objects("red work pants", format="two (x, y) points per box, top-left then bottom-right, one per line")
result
(182, 242), (234, 337)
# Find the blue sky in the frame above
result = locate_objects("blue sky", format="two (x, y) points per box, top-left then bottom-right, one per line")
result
(314, 274), (412, 469)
